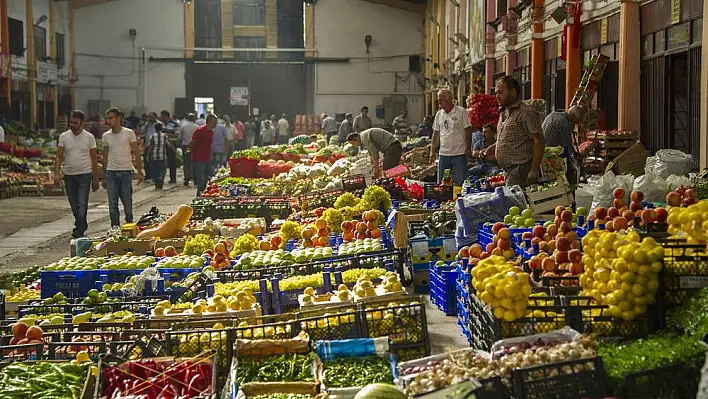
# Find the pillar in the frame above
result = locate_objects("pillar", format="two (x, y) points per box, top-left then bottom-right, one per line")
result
(184, 1), (195, 58)
(265, 0), (278, 57)
(564, 13), (581, 109)
(505, 0), (517, 76)
(701, 0), (708, 169)
(484, 0), (496, 92)
(220, 0), (233, 58)
(69, 1), (75, 110)
(530, 0), (544, 99)
(25, 0), (37, 127)
(0, 0), (10, 103)
(49, 0), (58, 126)
(617, 0), (641, 132)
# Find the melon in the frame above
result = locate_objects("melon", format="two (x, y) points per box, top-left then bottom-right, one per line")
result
(354, 384), (406, 399)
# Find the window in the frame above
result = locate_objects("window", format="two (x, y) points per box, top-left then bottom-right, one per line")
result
(8, 18), (24, 57)
(233, 0), (266, 26)
(34, 26), (47, 60)
(496, 0), (507, 20)
(55, 33), (66, 68)
(234, 36), (266, 60)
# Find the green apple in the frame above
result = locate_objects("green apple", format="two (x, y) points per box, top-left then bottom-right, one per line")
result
(508, 206), (521, 216)
(521, 208), (534, 219)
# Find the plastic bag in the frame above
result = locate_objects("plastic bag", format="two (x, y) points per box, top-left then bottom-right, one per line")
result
(590, 171), (634, 212)
(455, 186), (528, 244)
(666, 174), (693, 192)
(633, 172), (668, 204)
(653, 149), (695, 178)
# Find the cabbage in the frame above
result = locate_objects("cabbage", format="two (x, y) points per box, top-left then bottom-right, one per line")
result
(344, 143), (359, 156)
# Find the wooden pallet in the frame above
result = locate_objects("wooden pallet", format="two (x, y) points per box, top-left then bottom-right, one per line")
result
(43, 184), (66, 196)
(526, 184), (573, 215)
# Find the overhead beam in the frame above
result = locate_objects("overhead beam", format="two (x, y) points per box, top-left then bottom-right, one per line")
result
(71, 0), (122, 9)
(358, 0), (426, 13)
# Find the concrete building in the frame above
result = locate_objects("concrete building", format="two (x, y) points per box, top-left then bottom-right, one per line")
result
(310, 0), (426, 124)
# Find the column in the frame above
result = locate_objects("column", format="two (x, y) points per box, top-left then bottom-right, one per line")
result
(564, 12), (580, 109)
(184, 1), (195, 58)
(265, 0), (278, 57)
(617, 0), (641, 132)
(1, 0), (10, 103)
(69, 0), (75, 110)
(221, 0), (233, 58)
(26, 0), (37, 127)
(701, 0), (708, 169)
(484, 0), (496, 93)
(49, 0), (58, 125)
(505, 0), (517, 76)
(530, 0), (544, 98)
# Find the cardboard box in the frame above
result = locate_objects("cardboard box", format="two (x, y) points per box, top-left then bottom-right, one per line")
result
(104, 238), (156, 256)
(605, 142), (649, 177)
(155, 238), (187, 251)
(387, 209), (439, 249)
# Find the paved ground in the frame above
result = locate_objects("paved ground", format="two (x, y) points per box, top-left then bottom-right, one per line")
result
(0, 174), (469, 353)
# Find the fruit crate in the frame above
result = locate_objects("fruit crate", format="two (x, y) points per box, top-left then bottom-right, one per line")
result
(466, 293), (570, 351)
(564, 296), (660, 339)
(47, 341), (108, 361)
(618, 353), (704, 399)
(359, 296), (430, 360)
(269, 270), (336, 314)
(511, 356), (608, 399)
(661, 240), (708, 305)
(525, 184), (574, 215)
(164, 327), (234, 389)
(40, 270), (100, 299)
(0, 342), (45, 361)
(98, 267), (202, 285)
(298, 309), (362, 342)
(473, 376), (509, 399)
(430, 263), (457, 316)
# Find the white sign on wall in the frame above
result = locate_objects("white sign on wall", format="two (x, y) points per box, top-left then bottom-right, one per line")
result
(230, 87), (249, 106)
(37, 62), (58, 84)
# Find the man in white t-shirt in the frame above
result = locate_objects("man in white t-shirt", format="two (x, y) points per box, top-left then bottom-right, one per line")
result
(0, 124), (4, 143)
(430, 88), (473, 185)
(55, 110), (99, 238)
(102, 107), (144, 229)
(277, 114), (290, 144)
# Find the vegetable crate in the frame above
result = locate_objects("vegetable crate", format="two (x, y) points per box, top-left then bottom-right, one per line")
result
(466, 293), (570, 352)
(565, 296), (660, 339)
(430, 263), (457, 316)
(48, 341), (108, 361)
(525, 184), (573, 215)
(40, 270), (99, 299)
(165, 328), (233, 389)
(510, 356), (608, 399)
(661, 240), (708, 306)
(619, 353), (704, 399)
(359, 296), (430, 361)
(0, 361), (95, 399)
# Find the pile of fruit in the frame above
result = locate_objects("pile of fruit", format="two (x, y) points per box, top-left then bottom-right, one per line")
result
(338, 238), (385, 256)
(501, 206), (537, 229)
(6, 287), (40, 303)
(183, 234), (216, 256)
(8, 321), (44, 346)
(588, 190), (668, 232)
(666, 185), (698, 207)
(155, 255), (206, 269)
(666, 199), (708, 243)
(353, 272), (403, 299)
(44, 257), (106, 271)
(472, 256), (532, 321)
(479, 224), (517, 260)
(340, 211), (383, 242)
(0, 265), (41, 289)
(579, 230), (662, 320)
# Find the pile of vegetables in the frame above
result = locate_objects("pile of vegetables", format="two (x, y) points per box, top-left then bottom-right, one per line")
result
(102, 358), (213, 398)
(361, 185), (392, 212)
(235, 353), (316, 384)
(0, 361), (90, 399)
(322, 356), (393, 388)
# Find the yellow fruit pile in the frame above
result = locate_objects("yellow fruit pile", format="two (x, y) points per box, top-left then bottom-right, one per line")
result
(472, 255), (532, 321)
(666, 200), (708, 247)
(580, 230), (663, 320)
(6, 288), (40, 302)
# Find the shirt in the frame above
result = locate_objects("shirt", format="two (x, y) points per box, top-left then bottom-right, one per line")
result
(277, 118), (290, 136)
(353, 114), (372, 132)
(196, 118), (206, 126)
(393, 115), (411, 139)
(102, 127), (137, 171)
(212, 124), (228, 154)
(322, 117), (337, 134)
(542, 111), (575, 148)
(225, 124), (236, 141)
(234, 121), (245, 140)
(261, 127), (276, 144)
(149, 131), (169, 161)
(178, 122), (198, 146)
(433, 105), (471, 156)
(0, 125), (4, 143)
(143, 122), (157, 140)
(496, 100), (544, 168)
(58, 129), (97, 175)
(191, 125), (214, 163)
(360, 128), (397, 164)
(338, 120), (353, 143)
(471, 131), (497, 168)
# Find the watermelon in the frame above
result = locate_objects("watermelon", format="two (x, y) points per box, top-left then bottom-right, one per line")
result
(354, 383), (406, 399)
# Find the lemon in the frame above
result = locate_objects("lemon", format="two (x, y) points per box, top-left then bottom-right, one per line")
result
(633, 305), (646, 315)
(503, 310), (517, 322)
(493, 307), (505, 319)
(650, 261), (663, 273)
(646, 280), (659, 291)
(622, 310), (637, 320)
(619, 300), (633, 311)
(597, 282), (609, 295)
(631, 284), (646, 297)
(606, 293), (618, 305)
(621, 273), (636, 284)
(501, 298), (514, 310)
(479, 291), (493, 304)
(607, 305), (622, 317)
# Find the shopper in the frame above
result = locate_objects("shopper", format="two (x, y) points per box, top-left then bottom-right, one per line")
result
(141, 112), (160, 181)
(277, 114), (290, 145)
(430, 88), (473, 185)
(177, 113), (198, 186)
(482, 75), (544, 188)
(146, 122), (174, 189)
(353, 106), (372, 133)
(245, 115), (258, 148)
(190, 114), (217, 196)
(393, 109), (412, 142)
(347, 128), (402, 179)
(159, 110), (180, 184)
(321, 113), (337, 141)
(55, 109), (99, 238)
(261, 120), (276, 146)
(102, 107), (144, 229)
(542, 105), (585, 187)
(211, 117), (229, 175)
(338, 113), (354, 144)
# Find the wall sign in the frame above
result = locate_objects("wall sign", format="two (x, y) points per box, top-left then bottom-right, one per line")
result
(601, 18), (608, 44)
(667, 22), (690, 50)
(229, 87), (249, 106)
(671, 0), (681, 24)
(558, 37), (563, 57)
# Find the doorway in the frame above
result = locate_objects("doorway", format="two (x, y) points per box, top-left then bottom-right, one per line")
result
(194, 97), (214, 117)
(668, 53), (690, 155)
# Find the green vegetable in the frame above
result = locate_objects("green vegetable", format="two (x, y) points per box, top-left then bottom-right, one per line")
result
(666, 287), (708, 335)
(322, 356), (393, 388)
(183, 234), (215, 256)
(361, 186), (392, 212)
(0, 361), (89, 399)
(236, 353), (316, 384)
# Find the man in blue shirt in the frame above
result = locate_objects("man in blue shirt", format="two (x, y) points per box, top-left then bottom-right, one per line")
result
(211, 117), (229, 176)
(469, 124), (501, 177)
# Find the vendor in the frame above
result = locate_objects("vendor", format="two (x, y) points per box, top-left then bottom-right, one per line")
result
(469, 124), (501, 177)
(542, 105), (586, 187)
(482, 76), (544, 188)
(347, 128), (402, 179)
(430, 88), (473, 186)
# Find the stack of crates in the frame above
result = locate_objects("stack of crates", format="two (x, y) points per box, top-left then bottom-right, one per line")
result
(430, 261), (458, 316)
(409, 235), (457, 294)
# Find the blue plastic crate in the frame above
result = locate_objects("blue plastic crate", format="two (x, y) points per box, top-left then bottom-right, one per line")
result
(270, 270), (335, 314)
(430, 263), (457, 316)
(41, 270), (100, 298)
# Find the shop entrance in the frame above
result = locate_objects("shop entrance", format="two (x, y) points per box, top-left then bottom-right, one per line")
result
(668, 53), (690, 155)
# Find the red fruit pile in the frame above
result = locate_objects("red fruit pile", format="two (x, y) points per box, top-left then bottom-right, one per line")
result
(590, 190), (668, 231)
(666, 186), (698, 207)
(467, 94), (500, 129)
(9, 322), (43, 346)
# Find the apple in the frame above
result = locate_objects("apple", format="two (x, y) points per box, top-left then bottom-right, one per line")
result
(561, 210), (573, 223)
(607, 207), (620, 219)
(529, 256), (542, 270)
(542, 257), (556, 272)
(613, 188), (626, 199)
(630, 190), (644, 202)
(605, 220), (615, 232)
(547, 224), (558, 237)
(554, 250), (569, 264)
(492, 222), (505, 234)
(498, 238), (511, 251)
(630, 201), (644, 212)
(341, 221), (353, 232)
(622, 209), (634, 221)
(666, 192), (682, 207)
(521, 208), (534, 219)
(676, 186), (687, 196)
(613, 199), (626, 209)
(531, 237), (543, 245)
(568, 249), (582, 263)
(458, 246), (470, 258)
(613, 217), (628, 230)
(641, 209), (657, 224)
(595, 207), (608, 220)
(576, 207), (588, 217)
(555, 206), (565, 217)
(655, 207), (668, 223)
(686, 188), (697, 199)
(532, 225), (545, 238)
(569, 262), (584, 275)
(556, 237), (570, 251)
(559, 221), (572, 233)
(522, 231), (533, 240)
(683, 196), (695, 206)
(479, 252), (489, 259)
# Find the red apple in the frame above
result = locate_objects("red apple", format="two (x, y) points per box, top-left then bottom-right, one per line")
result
(630, 190), (644, 203)
(529, 256), (542, 270)
(532, 225), (545, 238)
(683, 196), (695, 206)
(595, 207), (608, 220)
(607, 207), (620, 219)
(521, 231), (533, 240)
(569, 262), (584, 275)
(666, 192), (682, 207)
(613, 188), (626, 200)
(568, 249), (582, 263)
(686, 188), (697, 199)
(655, 208), (668, 223)
(556, 237), (570, 251)
(559, 221), (572, 233)
(630, 201), (644, 212)
(492, 222), (505, 234)
(676, 186), (687, 196)
(498, 238), (511, 251)
(555, 250), (569, 264)
(613, 199), (626, 209)
(641, 209), (657, 224)
(561, 210), (573, 223)
(542, 257), (556, 272)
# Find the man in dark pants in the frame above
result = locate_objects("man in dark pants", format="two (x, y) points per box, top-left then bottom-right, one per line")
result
(347, 128), (402, 179)
(178, 113), (198, 186)
(190, 114), (217, 196)
(55, 110), (99, 238)
(159, 110), (180, 184)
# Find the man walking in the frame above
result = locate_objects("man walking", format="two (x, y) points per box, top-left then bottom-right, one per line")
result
(321, 113), (337, 141)
(141, 112), (160, 181)
(245, 115), (258, 148)
(211, 116), (229, 175)
(277, 114), (290, 145)
(338, 113), (354, 144)
(190, 114), (217, 196)
(146, 123), (174, 189)
(353, 106), (372, 133)
(159, 110), (180, 184)
(55, 110), (99, 238)
(430, 88), (473, 185)
(177, 113), (198, 186)
(102, 107), (143, 229)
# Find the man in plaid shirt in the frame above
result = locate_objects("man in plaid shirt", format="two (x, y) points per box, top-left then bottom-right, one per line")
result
(147, 123), (174, 189)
